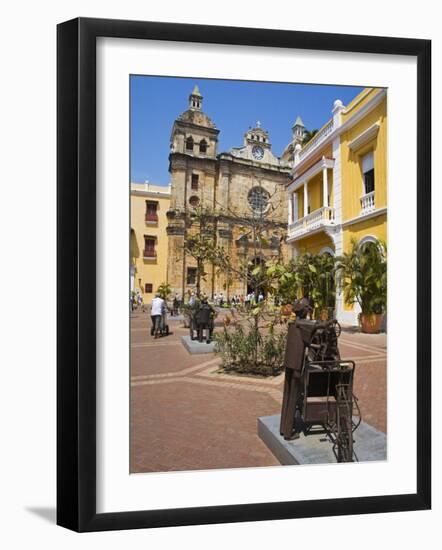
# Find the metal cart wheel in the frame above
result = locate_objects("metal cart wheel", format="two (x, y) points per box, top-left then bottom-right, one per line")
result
(336, 384), (353, 462)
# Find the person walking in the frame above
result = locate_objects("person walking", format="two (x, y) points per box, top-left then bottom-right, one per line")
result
(189, 291), (197, 307)
(172, 294), (180, 316)
(151, 292), (166, 339)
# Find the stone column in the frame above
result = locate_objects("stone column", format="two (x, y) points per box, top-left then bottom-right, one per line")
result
(287, 193), (293, 225)
(293, 192), (298, 221)
(322, 161), (329, 208)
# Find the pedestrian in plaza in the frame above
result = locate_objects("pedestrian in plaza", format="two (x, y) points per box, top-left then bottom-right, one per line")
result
(189, 291), (197, 307)
(151, 292), (166, 339)
(172, 294), (180, 316)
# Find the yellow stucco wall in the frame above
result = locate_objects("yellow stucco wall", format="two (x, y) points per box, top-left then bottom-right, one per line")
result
(342, 213), (387, 311)
(294, 168), (333, 218)
(308, 172), (322, 212)
(340, 91), (387, 221)
(341, 88), (381, 123)
(130, 183), (171, 302)
(343, 213), (387, 250)
(295, 231), (335, 255)
(288, 88), (387, 323)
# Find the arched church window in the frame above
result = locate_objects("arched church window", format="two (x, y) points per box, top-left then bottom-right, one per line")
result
(248, 186), (270, 214)
(186, 136), (194, 151)
(199, 140), (207, 153)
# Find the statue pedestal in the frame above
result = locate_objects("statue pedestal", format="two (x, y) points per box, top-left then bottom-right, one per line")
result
(258, 414), (387, 465)
(181, 335), (215, 354)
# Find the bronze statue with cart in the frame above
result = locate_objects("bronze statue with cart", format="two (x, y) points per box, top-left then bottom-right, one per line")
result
(189, 299), (215, 343)
(280, 299), (361, 462)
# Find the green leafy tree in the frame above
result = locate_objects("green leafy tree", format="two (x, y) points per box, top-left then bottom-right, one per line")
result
(183, 207), (227, 297)
(335, 238), (387, 315)
(156, 282), (172, 300)
(193, 178), (289, 375)
(268, 252), (335, 318)
(308, 253), (336, 317)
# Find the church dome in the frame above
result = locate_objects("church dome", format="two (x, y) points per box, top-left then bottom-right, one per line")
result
(177, 109), (217, 129)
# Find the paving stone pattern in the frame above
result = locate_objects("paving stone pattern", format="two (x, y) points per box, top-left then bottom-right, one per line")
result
(130, 310), (387, 473)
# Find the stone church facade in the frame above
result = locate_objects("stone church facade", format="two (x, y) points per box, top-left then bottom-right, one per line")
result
(166, 85), (303, 299)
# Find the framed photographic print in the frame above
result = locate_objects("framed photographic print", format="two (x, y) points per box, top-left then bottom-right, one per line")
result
(57, 17), (431, 532)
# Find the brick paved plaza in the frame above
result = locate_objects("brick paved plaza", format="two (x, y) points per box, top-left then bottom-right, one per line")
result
(130, 310), (387, 473)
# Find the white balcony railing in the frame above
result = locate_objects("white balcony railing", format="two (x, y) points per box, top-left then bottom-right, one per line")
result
(288, 206), (335, 240)
(360, 191), (375, 214)
(298, 120), (334, 162)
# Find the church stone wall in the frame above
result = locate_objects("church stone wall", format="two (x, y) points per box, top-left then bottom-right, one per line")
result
(166, 87), (293, 300)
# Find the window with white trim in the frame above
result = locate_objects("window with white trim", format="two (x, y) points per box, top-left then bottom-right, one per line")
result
(362, 151), (375, 194)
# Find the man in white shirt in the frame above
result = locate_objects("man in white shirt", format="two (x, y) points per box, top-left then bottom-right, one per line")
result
(151, 293), (166, 338)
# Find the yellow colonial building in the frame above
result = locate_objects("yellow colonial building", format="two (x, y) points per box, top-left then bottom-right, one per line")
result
(130, 182), (171, 300)
(286, 88), (387, 325)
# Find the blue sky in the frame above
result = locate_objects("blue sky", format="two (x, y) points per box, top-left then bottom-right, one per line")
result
(130, 76), (364, 185)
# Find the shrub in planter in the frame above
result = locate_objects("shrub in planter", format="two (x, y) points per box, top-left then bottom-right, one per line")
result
(214, 307), (287, 377)
(336, 239), (387, 333)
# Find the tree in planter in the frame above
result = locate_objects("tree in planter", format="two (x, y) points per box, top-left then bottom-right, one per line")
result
(335, 238), (387, 333)
(308, 252), (336, 319)
(213, 178), (286, 301)
(207, 179), (290, 376)
(182, 206), (227, 298)
(178, 179), (290, 377)
(270, 252), (335, 319)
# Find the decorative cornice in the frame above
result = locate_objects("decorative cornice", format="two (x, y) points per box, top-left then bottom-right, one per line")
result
(341, 207), (387, 227)
(166, 225), (185, 236)
(291, 89), (386, 175)
(347, 122), (380, 152)
(131, 187), (171, 199)
(169, 152), (217, 166)
(217, 153), (291, 177)
(289, 157), (335, 192)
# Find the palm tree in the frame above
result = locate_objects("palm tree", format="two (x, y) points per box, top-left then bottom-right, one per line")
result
(309, 252), (336, 318)
(302, 129), (318, 145)
(335, 238), (387, 331)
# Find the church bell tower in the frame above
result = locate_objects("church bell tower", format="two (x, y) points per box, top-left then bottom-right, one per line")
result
(292, 115), (306, 145)
(167, 85), (220, 297)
